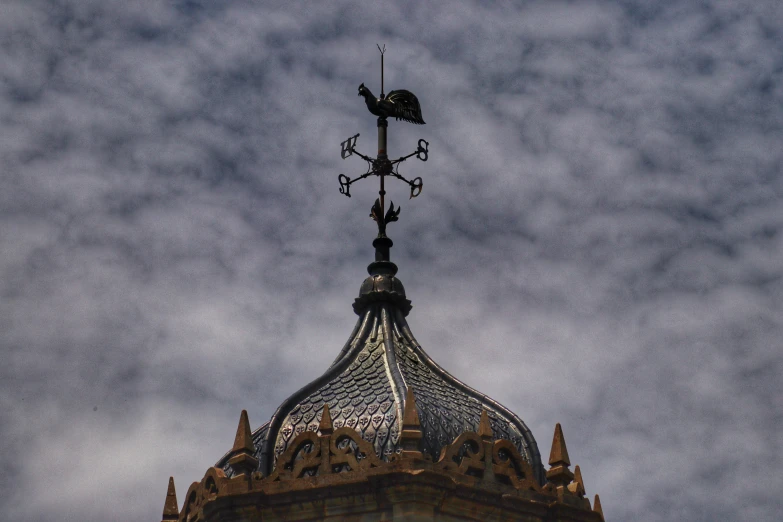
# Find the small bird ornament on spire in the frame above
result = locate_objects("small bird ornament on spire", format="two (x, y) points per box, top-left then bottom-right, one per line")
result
(357, 83), (425, 124)
(356, 44), (425, 125)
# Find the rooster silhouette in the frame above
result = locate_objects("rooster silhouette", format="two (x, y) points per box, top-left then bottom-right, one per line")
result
(358, 83), (425, 125)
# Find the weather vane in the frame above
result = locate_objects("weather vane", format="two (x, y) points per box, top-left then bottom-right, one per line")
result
(337, 45), (429, 248)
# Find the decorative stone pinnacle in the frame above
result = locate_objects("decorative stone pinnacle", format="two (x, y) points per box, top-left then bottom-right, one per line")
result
(478, 409), (493, 440)
(594, 494), (605, 520)
(548, 423), (571, 466)
(546, 422), (574, 488)
(400, 387), (423, 459)
(227, 409), (259, 477)
(232, 410), (255, 454)
(161, 476), (178, 521)
(568, 464), (586, 497)
(318, 404), (333, 435)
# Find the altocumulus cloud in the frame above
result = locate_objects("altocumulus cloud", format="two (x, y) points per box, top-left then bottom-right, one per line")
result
(1, 1), (781, 521)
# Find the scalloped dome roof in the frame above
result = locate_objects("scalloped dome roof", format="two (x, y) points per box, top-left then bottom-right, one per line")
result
(217, 270), (544, 485)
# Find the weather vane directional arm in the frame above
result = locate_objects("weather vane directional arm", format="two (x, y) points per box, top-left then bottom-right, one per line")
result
(337, 45), (429, 242)
(337, 135), (428, 200)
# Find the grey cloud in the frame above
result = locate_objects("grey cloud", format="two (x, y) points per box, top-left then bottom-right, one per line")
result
(1, 1), (781, 521)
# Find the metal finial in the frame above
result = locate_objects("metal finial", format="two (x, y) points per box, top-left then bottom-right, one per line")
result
(337, 49), (429, 268)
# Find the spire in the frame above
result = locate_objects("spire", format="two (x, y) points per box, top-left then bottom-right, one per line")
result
(478, 409), (493, 440)
(161, 476), (178, 521)
(593, 494), (605, 520)
(548, 422), (571, 466)
(400, 387), (423, 459)
(233, 410), (254, 454)
(227, 410), (259, 477)
(568, 464), (586, 497)
(318, 404), (333, 435)
(546, 422), (574, 488)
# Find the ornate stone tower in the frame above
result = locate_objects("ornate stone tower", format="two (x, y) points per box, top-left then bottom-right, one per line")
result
(160, 55), (606, 522)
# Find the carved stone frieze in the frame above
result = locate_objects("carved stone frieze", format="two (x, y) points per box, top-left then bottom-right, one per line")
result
(180, 418), (599, 522)
(435, 432), (542, 492)
(179, 467), (227, 522)
(267, 426), (384, 481)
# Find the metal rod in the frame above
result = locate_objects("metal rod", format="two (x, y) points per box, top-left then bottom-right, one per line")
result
(377, 45), (387, 217)
(377, 43), (385, 98)
(377, 118), (387, 216)
(377, 120), (387, 157)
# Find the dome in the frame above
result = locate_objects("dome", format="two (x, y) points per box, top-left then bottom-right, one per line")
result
(217, 258), (545, 485)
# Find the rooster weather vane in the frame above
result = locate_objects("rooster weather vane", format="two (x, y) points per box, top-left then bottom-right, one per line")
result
(338, 45), (429, 253)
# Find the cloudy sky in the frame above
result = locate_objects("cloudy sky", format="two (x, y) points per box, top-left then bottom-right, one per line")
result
(1, 1), (781, 520)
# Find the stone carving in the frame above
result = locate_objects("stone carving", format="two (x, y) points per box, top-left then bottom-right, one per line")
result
(268, 406), (384, 481)
(179, 467), (226, 522)
(435, 412), (542, 492)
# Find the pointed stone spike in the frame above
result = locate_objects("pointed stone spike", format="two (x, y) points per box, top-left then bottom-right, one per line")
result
(545, 423), (573, 489)
(232, 410), (255, 454)
(161, 476), (178, 521)
(568, 464), (586, 497)
(593, 494), (604, 520)
(548, 423), (571, 466)
(228, 410), (259, 477)
(574, 465), (585, 494)
(319, 404), (333, 435)
(478, 409), (493, 439)
(402, 387), (420, 427)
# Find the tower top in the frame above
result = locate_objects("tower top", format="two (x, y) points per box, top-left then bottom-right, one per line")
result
(165, 48), (606, 522)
